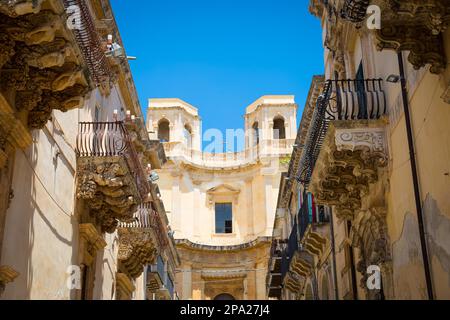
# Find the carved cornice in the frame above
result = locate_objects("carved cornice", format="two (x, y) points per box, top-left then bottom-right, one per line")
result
(0, 265), (19, 296)
(76, 157), (140, 233)
(201, 271), (247, 281)
(118, 228), (158, 280)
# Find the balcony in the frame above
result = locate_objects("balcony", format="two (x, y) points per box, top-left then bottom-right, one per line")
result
(279, 223), (314, 296)
(147, 255), (165, 292)
(298, 194), (329, 258)
(117, 204), (159, 280)
(162, 138), (295, 169)
(302, 78), (389, 220)
(158, 275), (174, 300)
(76, 121), (152, 233)
(146, 255), (174, 300)
(267, 240), (285, 299)
(337, 0), (450, 76)
(340, 0), (370, 23)
(298, 78), (387, 187)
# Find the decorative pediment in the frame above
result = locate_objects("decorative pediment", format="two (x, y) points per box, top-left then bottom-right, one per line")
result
(206, 184), (240, 205)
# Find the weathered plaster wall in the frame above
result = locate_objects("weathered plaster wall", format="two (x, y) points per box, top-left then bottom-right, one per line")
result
(388, 71), (450, 299)
(0, 84), (127, 300)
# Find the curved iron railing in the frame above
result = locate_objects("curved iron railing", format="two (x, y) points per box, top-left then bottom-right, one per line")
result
(76, 122), (128, 157)
(298, 78), (386, 186)
(63, 0), (110, 86)
(341, 0), (370, 23)
(76, 121), (151, 203)
(150, 207), (169, 249)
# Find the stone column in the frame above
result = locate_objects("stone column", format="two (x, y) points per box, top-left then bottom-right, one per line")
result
(245, 178), (254, 237)
(182, 263), (192, 300)
(171, 172), (181, 235)
(255, 261), (266, 300)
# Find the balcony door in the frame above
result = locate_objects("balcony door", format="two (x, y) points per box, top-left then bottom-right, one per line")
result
(356, 63), (368, 119)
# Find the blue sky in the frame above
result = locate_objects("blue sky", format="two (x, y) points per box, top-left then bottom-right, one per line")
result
(110, 0), (324, 138)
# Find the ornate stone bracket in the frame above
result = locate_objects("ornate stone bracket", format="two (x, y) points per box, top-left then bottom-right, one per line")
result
(350, 207), (391, 299)
(290, 251), (314, 279)
(302, 227), (328, 258)
(311, 124), (388, 220)
(79, 223), (107, 266)
(372, 0), (450, 75)
(76, 157), (140, 233)
(115, 272), (135, 300)
(283, 271), (304, 295)
(0, 265), (19, 297)
(118, 228), (158, 280)
(0, 4), (91, 129)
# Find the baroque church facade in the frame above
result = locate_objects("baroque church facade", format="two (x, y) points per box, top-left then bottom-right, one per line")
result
(147, 96), (297, 299)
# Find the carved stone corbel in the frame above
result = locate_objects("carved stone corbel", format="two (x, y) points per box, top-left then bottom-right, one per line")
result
(117, 228), (158, 280)
(310, 124), (388, 220)
(79, 223), (107, 267)
(0, 0), (46, 17)
(115, 272), (135, 300)
(76, 158), (139, 233)
(0, 265), (19, 297)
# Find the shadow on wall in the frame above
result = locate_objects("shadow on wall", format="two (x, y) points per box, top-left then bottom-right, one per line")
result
(423, 194), (450, 298)
(2, 128), (79, 299)
(392, 195), (450, 299)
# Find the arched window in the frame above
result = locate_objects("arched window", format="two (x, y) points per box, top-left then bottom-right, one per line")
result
(214, 293), (235, 300)
(252, 122), (259, 145)
(158, 119), (170, 142)
(184, 124), (192, 149)
(273, 117), (286, 139)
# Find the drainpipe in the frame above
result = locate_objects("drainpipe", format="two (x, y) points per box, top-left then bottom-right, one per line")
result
(329, 208), (339, 300)
(397, 52), (434, 300)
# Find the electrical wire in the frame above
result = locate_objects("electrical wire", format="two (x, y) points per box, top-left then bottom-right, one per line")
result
(20, 145), (73, 218)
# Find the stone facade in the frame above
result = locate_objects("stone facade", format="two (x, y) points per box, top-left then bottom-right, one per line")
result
(0, 0), (178, 300)
(147, 96), (297, 299)
(268, 0), (450, 300)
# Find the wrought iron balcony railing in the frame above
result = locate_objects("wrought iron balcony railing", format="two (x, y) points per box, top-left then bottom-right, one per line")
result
(63, 0), (111, 86)
(149, 206), (169, 249)
(280, 221), (298, 282)
(147, 255), (165, 291)
(341, 0), (370, 23)
(76, 121), (151, 202)
(298, 78), (386, 186)
(165, 275), (174, 299)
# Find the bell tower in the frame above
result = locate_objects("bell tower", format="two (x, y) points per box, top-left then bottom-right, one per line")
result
(147, 98), (201, 151)
(244, 95), (297, 151)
